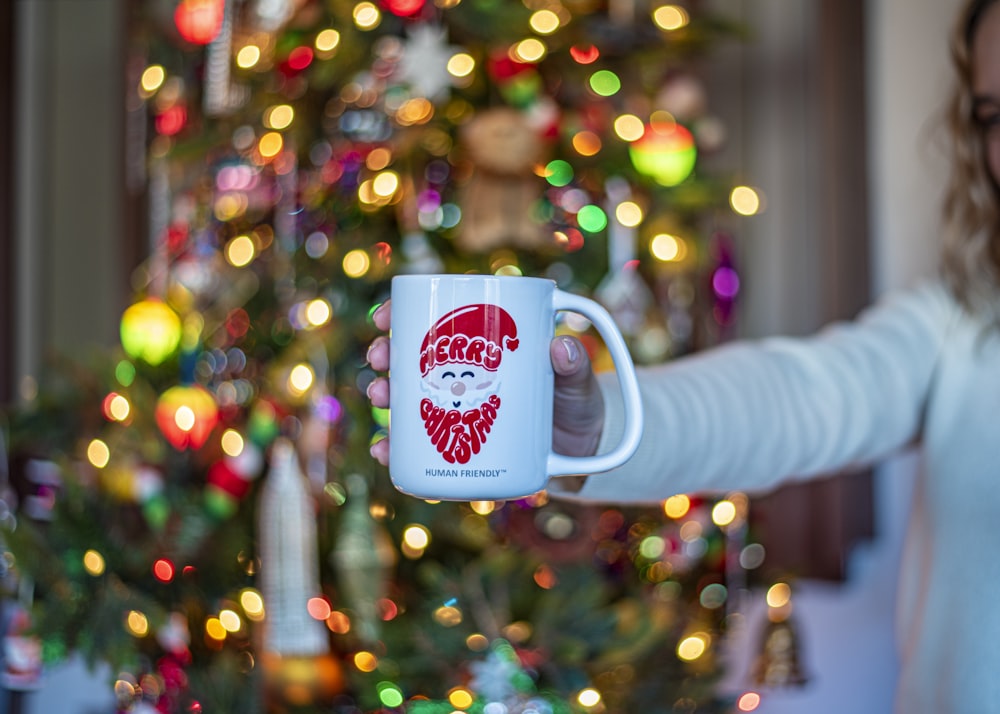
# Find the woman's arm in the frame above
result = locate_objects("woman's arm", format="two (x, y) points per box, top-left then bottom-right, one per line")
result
(558, 283), (957, 503)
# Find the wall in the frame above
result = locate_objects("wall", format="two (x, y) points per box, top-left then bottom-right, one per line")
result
(7, 1), (123, 712)
(723, 0), (961, 712)
(13, 0), (126, 389)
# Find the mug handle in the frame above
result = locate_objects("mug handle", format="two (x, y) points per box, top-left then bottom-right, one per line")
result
(547, 289), (643, 477)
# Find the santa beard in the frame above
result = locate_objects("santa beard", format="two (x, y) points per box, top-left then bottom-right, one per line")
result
(420, 394), (502, 465)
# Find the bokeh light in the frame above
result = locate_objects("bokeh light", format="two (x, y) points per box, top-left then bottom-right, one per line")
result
(140, 65), (165, 94)
(447, 53), (475, 78)
(315, 29), (341, 54)
(572, 130), (602, 156)
(730, 185), (763, 216)
(353, 651), (378, 672)
(570, 44), (600, 64)
(307, 597), (332, 620)
(83, 549), (106, 576)
(529, 9), (561, 34)
(577, 205), (608, 232)
(613, 114), (645, 141)
(236, 44), (260, 69)
(379, 682), (405, 708)
(653, 4), (690, 30)
(127, 610), (150, 637)
(589, 69), (621, 97)
(204, 617), (226, 642)
(402, 524), (431, 558)
(240, 589), (265, 621)
(676, 633), (709, 661)
(103, 392), (131, 422)
(258, 131), (283, 158)
(699, 583), (728, 609)
(305, 298), (332, 327)
(353, 2), (381, 29)
(711, 499), (737, 527)
(615, 201), (643, 227)
(738, 692), (762, 711)
(221, 429), (244, 457)
(448, 687), (474, 709)
(766, 582), (792, 609)
(577, 688), (602, 708)
(218, 609), (242, 633)
(740, 543), (766, 570)
(265, 104), (294, 130)
(288, 363), (315, 396)
(226, 235), (256, 267)
(87, 439), (110, 468)
(153, 558), (176, 583)
(650, 233), (688, 262)
(663, 494), (691, 519)
(639, 535), (666, 559)
(343, 249), (371, 278)
(544, 159), (574, 187)
(514, 38), (546, 63)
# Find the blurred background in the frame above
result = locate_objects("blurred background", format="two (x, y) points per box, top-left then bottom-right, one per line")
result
(0, 0), (958, 712)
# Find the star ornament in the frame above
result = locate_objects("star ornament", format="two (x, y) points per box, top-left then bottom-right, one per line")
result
(394, 23), (463, 101)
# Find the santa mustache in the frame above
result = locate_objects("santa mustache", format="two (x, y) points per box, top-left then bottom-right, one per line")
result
(422, 371), (498, 410)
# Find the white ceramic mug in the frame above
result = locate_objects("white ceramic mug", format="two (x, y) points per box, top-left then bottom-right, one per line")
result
(387, 274), (643, 500)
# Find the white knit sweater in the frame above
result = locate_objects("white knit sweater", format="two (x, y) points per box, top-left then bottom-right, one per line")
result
(561, 282), (1000, 713)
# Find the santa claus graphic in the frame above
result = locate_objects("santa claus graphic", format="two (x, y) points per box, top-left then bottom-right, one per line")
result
(418, 303), (519, 464)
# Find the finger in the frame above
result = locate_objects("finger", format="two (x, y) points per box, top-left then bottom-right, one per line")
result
(366, 376), (389, 408)
(550, 335), (592, 388)
(373, 300), (391, 331)
(366, 335), (390, 371)
(370, 436), (389, 466)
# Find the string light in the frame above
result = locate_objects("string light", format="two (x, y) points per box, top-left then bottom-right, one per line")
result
(87, 439), (110, 468)
(83, 550), (106, 576)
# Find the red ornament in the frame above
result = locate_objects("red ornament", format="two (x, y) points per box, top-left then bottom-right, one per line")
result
(155, 104), (187, 136)
(207, 460), (251, 500)
(155, 385), (219, 450)
(487, 51), (536, 83)
(383, 0), (426, 16)
(569, 44), (601, 64)
(174, 0), (225, 45)
(287, 46), (314, 71)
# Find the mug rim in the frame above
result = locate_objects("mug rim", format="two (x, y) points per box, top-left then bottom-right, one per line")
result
(391, 273), (555, 285)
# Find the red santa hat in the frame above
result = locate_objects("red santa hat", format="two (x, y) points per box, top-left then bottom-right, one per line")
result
(419, 304), (519, 376)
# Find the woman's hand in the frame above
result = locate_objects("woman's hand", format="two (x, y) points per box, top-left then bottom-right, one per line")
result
(365, 300), (606, 486)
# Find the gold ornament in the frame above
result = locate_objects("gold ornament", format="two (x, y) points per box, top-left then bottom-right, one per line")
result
(752, 614), (809, 688)
(260, 652), (345, 711)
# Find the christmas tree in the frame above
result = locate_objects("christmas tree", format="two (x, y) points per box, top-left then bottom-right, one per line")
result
(1, 0), (770, 712)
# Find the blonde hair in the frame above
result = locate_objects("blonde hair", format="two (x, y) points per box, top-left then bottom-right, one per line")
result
(941, 0), (1000, 320)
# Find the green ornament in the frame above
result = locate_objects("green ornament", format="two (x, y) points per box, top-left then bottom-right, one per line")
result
(143, 493), (171, 530)
(204, 487), (238, 520)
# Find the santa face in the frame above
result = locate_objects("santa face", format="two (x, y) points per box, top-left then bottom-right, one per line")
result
(421, 363), (497, 411)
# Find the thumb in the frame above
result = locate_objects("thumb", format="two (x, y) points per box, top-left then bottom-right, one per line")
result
(550, 335), (604, 457)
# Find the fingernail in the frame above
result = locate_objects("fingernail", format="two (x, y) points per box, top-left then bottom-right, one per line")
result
(559, 336), (578, 364)
(365, 379), (376, 400)
(365, 342), (376, 365)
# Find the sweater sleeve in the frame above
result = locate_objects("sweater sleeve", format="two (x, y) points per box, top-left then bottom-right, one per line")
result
(557, 283), (957, 504)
